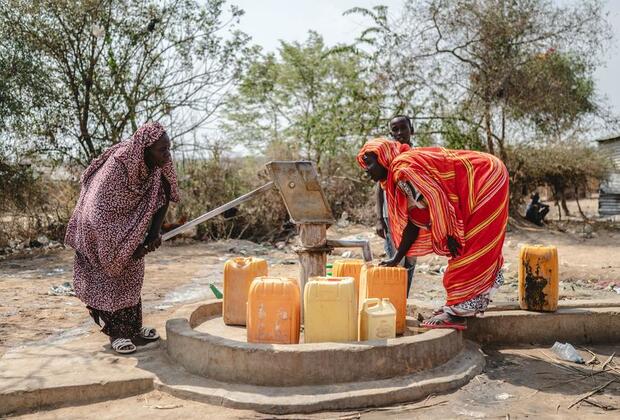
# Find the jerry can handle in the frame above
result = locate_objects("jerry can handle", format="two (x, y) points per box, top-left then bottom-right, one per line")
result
(233, 256), (249, 267)
(362, 298), (381, 312)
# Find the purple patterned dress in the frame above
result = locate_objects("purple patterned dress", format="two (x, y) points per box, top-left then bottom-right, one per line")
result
(65, 122), (179, 336)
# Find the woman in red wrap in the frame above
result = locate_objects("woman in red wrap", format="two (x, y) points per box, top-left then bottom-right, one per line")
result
(357, 138), (509, 330)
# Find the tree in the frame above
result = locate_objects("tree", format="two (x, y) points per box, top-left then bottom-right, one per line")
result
(223, 32), (385, 170)
(0, 38), (49, 134)
(506, 142), (612, 216)
(505, 50), (596, 136)
(0, 0), (250, 165)
(348, 0), (613, 156)
(343, 6), (426, 118)
(441, 119), (485, 151)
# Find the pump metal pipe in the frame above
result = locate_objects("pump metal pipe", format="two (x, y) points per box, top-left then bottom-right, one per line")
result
(325, 239), (373, 262)
(161, 182), (275, 242)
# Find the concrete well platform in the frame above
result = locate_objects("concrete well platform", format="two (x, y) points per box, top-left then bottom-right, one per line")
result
(411, 299), (620, 345)
(166, 301), (467, 387)
(155, 341), (484, 414)
(162, 300), (485, 413)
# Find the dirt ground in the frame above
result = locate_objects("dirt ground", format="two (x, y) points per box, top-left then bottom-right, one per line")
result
(14, 345), (620, 419)
(1, 198), (619, 418)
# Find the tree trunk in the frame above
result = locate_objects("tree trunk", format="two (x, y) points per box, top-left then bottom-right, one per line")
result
(484, 102), (495, 155)
(552, 187), (562, 221)
(561, 191), (570, 216)
(499, 105), (507, 160)
(574, 186), (587, 220)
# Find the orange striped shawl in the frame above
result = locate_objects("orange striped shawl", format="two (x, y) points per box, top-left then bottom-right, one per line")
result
(358, 139), (510, 305)
(391, 147), (509, 305)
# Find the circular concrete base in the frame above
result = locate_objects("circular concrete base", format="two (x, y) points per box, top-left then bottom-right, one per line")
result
(193, 314), (427, 342)
(166, 301), (465, 387)
(155, 341), (484, 414)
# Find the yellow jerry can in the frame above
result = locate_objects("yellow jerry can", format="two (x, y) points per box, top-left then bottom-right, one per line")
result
(359, 298), (396, 341)
(303, 276), (357, 343)
(223, 257), (268, 326)
(518, 245), (559, 312)
(359, 264), (407, 335)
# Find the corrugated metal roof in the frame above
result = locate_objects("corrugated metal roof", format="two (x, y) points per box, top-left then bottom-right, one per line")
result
(597, 136), (620, 214)
(599, 193), (620, 215)
(598, 142), (620, 171)
(596, 135), (620, 143)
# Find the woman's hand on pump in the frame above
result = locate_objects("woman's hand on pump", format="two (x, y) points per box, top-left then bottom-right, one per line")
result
(144, 234), (162, 253)
(132, 234), (162, 260)
(132, 245), (148, 260)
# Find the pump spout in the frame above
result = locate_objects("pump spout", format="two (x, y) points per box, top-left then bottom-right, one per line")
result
(325, 239), (373, 262)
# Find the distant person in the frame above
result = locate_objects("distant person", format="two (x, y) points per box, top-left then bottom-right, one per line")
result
(65, 122), (179, 354)
(375, 115), (417, 296)
(358, 139), (509, 330)
(525, 192), (549, 226)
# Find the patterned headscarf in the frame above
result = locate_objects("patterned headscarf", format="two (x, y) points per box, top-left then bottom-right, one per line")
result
(81, 121), (179, 202)
(357, 138), (411, 186)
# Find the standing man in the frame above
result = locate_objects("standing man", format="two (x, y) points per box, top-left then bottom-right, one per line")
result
(375, 115), (417, 296)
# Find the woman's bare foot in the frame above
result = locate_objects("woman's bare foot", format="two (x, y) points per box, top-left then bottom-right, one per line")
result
(421, 312), (467, 330)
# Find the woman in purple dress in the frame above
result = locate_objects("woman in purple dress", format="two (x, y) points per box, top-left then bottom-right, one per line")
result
(65, 122), (179, 354)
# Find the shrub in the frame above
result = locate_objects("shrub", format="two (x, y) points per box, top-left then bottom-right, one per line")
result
(0, 156), (79, 247)
(171, 156), (291, 242)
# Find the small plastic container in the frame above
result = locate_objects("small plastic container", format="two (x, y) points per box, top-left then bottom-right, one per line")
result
(359, 298), (396, 341)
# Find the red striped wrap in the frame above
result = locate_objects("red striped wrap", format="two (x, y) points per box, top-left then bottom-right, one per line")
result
(358, 139), (509, 306)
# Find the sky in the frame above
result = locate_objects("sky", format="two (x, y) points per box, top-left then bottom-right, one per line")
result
(232, 0), (620, 130)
